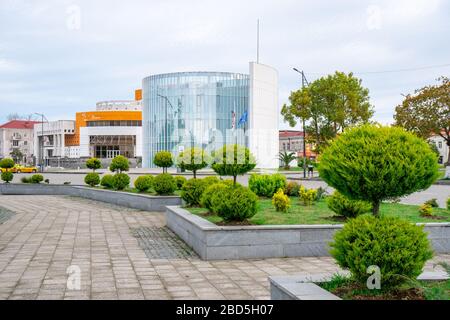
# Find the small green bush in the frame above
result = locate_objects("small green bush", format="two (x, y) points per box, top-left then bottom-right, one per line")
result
(285, 181), (300, 197)
(1, 171), (13, 183)
(326, 191), (372, 218)
(200, 182), (228, 213)
(174, 176), (187, 190)
(153, 173), (176, 195)
(248, 174), (287, 197)
(0, 158), (15, 169)
(134, 175), (153, 192)
(210, 185), (258, 222)
(112, 173), (130, 190)
(298, 186), (317, 206)
(424, 198), (439, 208)
(153, 151), (173, 173)
(272, 188), (290, 212)
(202, 176), (220, 187)
(31, 174), (44, 184)
(447, 198), (450, 210)
(110, 155), (129, 173)
(315, 187), (327, 201)
(330, 215), (433, 287)
(84, 173), (100, 187)
(21, 176), (31, 183)
(86, 157), (102, 172)
(100, 174), (114, 189)
(181, 178), (206, 206)
(419, 203), (433, 217)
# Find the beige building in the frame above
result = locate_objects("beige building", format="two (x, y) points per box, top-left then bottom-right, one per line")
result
(0, 120), (40, 165)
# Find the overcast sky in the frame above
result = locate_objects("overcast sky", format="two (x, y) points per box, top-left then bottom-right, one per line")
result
(0, 0), (449, 130)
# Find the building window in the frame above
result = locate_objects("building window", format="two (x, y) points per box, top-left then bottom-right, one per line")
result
(24, 141), (27, 146)
(12, 140), (19, 147)
(438, 141), (442, 148)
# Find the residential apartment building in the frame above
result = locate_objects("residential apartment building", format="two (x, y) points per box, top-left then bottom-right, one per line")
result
(0, 120), (40, 165)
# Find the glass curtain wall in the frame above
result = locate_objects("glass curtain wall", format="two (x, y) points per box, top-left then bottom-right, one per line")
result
(142, 72), (249, 168)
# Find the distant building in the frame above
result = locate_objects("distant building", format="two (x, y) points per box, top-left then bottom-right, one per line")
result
(0, 120), (40, 165)
(279, 130), (316, 156)
(33, 120), (78, 166)
(429, 134), (449, 164)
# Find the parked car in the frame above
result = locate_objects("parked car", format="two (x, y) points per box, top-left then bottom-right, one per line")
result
(0, 165), (38, 173)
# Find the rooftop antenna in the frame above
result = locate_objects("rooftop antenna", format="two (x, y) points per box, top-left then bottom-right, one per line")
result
(256, 19), (260, 63)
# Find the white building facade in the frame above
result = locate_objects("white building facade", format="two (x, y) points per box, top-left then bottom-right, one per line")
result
(429, 135), (449, 164)
(0, 120), (39, 165)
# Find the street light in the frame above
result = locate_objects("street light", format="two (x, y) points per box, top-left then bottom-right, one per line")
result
(292, 68), (309, 178)
(34, 113), (48, 172)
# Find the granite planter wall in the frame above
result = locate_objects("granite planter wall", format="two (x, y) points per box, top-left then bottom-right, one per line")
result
(165, 206), (450, 260)
(0, 184), (181, 212)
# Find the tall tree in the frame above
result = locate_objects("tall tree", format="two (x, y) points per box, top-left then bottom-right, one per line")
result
(394, 77), (450, 165)
(281, 71), (374, 152)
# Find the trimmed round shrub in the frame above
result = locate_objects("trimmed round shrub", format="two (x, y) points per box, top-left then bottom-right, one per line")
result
(285, 181), (300, 197)
(21, 176), (31, 183)
(177, 147), (210, 178)
(272, 188), (290, 212)
(330, 215), (433, 287)
(31, 174), (44, 184)
(318, 125), (439, 215)
(134, 175), (153, 192)
(86, 157), (102, 171)
(101, 174), (114, 189)
(153, 173), (176, 195)
(1, 171), (14, 183)
(174, 176), (187, 190)
(419, 203), (433, 217)
(212, 144), (256, 184)
(298, 186), (317, 206)
(0, 158), (15, 170)
(210, 185), (258, 222)
(84, 173), (100, 187)
(153, 151), (173, 173)
(327, 191), (371, 218)
(109, 155), (129, 173)
(248, 173), (287, 197)
(200, 182), (228, 213)
(181, 178), (206, 206)
(112, 173), (130, 190)
(202, 176), (220, 187)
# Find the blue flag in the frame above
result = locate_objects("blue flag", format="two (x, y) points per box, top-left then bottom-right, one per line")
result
(238, 111), (248, 127)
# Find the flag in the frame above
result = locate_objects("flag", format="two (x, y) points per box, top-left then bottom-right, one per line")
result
(238, 111), (248, 127)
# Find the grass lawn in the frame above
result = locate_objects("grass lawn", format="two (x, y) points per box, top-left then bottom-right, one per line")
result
(186, 197), (450, 225)
(318, 272), (450, 300)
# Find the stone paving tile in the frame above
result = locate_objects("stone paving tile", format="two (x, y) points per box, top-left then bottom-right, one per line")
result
(0, 195), (448, 301)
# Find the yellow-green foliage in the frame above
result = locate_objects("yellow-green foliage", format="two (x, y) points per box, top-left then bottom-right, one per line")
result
(272, 188), (290, 212)
(419, 203), (433, 217)
(299, 185), (317, 206)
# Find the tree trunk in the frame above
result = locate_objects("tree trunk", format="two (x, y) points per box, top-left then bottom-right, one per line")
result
(233, 175), (237, 185)
(193, 170), (197, 179)
(372, 200), (381, 216)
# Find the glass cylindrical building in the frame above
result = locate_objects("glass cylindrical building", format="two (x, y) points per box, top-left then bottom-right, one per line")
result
(142, 72), (249, 168)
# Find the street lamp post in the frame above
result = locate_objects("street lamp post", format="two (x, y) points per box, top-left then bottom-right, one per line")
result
(34, 113), (47, 172)
(292, 68), (308, 178)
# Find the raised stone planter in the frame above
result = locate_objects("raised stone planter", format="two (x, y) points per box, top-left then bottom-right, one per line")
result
(0, 184), (181, 212)
(165, 206), (450, 260)
(269, 271), (449, 300)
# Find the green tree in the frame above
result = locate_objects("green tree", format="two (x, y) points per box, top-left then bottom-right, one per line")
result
(0, 158), (15, 171)
(212, 144), (256, 185)
(394, 77), (450, 165)
(281, 71), (374, 153)
(86, 157), (102, 172)
(109, 155), (129, 173)
(10, 149), (23, 164)
(278, 151), (296, 170)
(177, 147), (209, 178)
(153, 151), (173, 173)
(318, 125), (439, 216)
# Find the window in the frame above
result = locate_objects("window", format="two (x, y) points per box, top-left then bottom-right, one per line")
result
(24, 141), (27, 146)
(12, 140), (19, 147)
(438, 141), (442, 148)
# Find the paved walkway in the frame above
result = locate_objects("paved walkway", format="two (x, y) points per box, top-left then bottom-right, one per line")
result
(0, 196), (448, 300)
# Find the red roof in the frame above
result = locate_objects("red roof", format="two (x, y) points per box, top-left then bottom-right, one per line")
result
(0, 120), (41, 129)
(279, 130), (305, 138)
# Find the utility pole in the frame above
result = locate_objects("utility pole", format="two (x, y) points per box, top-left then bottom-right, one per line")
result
(292, 68), (309, 178)
(34, 113), (47, 172)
